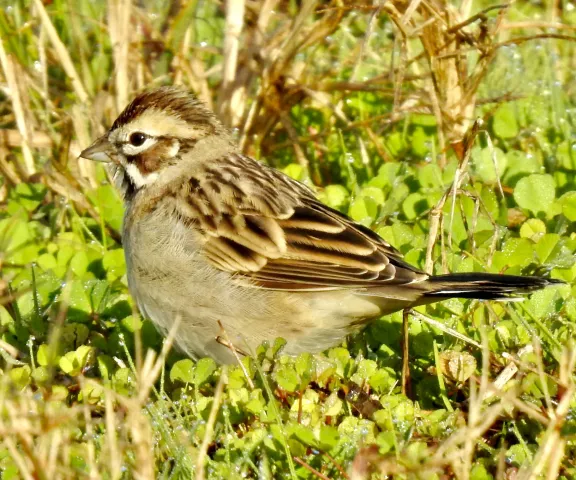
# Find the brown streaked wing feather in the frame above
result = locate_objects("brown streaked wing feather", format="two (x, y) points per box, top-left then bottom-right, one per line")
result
(176, 153), (426, 290)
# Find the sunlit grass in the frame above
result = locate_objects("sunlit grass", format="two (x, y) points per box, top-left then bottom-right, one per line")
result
(1, 1), (576, 478)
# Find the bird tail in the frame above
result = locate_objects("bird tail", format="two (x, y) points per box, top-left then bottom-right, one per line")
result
(423, 272), (563, 301)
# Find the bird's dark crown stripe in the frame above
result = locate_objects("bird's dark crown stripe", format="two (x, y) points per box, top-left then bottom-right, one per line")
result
(111, 86), (216, 130)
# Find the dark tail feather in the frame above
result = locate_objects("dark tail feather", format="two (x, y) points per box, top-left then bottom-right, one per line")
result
(424, 272), (563, 300)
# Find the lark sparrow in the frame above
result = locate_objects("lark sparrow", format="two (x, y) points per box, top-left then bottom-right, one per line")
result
(80, 87), (560, 363)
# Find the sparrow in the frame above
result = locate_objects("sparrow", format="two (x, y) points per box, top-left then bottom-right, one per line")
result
(80, 86), (560, 364)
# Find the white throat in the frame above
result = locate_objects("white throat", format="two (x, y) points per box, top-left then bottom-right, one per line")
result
(124, 163), (159, 188)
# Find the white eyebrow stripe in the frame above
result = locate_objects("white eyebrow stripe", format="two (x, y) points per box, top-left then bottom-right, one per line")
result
(126, 108), (192, 138)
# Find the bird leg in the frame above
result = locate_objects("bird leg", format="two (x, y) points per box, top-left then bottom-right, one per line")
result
(215, 321), (248, 357)
(215, 320), (255, 388)
(401, 308), (412, 398)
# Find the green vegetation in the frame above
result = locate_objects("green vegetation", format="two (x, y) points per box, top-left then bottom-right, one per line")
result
(1, 1), (576, 478)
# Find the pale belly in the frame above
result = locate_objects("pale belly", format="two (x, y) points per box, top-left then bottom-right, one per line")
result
(122, 207), (393, 363)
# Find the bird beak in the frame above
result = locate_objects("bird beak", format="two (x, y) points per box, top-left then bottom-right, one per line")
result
(79, 135), (114, 163)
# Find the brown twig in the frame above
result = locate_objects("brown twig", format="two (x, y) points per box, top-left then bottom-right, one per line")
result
(294, 456), (331, 480)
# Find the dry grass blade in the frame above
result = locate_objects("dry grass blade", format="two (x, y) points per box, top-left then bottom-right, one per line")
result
(218, 0), (246, 125)
(425, 119), (482, 273)
(275, 0), (319, 67)
(108, 0), (132, 113)
(518, 346), (576, 480)
(482, 344), (533, 402)
(0, 145), (21, 185)
(410, 309), (482, 349)
(104, 392), (122, 478)
(137, 316), (181, 404)
(195, 367), (227, 480)
(3, 437), (34, 480)
(237, 0), (343, 155)
(0, 338), (23, 364)
(31, 0), (88, 103)
(126, 396), (155, 479)
(384, 1), (513, 165)
(0, 129), (54, 150)
(0, 42), (35, 176)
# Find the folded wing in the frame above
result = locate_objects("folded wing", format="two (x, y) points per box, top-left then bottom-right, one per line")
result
(175, 153), (427, 291)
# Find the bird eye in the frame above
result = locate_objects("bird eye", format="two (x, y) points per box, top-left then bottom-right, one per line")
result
(129, 132), (147, 147)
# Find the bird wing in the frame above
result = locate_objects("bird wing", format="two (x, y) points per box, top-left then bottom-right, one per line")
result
(175, 153), (428, 291)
